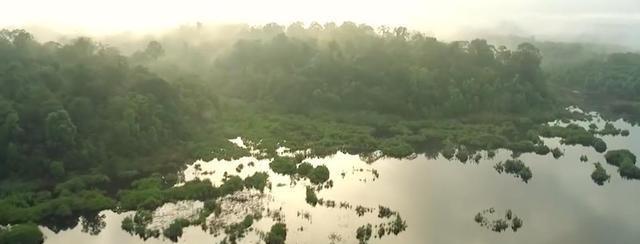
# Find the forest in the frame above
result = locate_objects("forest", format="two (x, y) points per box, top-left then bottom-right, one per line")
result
(0, 22), (639, 243)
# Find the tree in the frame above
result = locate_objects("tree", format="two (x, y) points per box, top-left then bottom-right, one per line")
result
(50, 161), (65, 179)
(45, 110), (77, 154)
(309, 165), (330, 184)
(266, 223), (287, 244)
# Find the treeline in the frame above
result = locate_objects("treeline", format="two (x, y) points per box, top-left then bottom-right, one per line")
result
(0, 29), (220, 183)
(553, 52), (640, 99)
(548, 51), (640, 122)
(207, 23), (553, 116)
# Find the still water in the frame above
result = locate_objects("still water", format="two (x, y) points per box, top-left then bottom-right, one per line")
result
(42, 116), (640, 244)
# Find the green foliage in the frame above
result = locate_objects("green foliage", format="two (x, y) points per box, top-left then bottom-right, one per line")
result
(495, 159), (532, 183)
(389, 214), (408, 235)
(540, 124), (606, 152)
(219, 176), (244, 196)
(266, 223), (287, 244)
(0, 224), (43, 244)
(441, 146), (455, 160)
(356, 224), (372, 244)
(118, 177), (219, 210)
(296, 162), (313, 177)
(455, 148), (469, 162)
(305, 187), (318, 206)
(593, 138), (607, 153)
(244, 172), (269, 192)
(580, 155), (589, 162)
(597, 123), (622, 136)
(551, 147), (564, 159)
(618, 162), (640, 180)
(223, 215), (254, 244)
(380, 139), (414, 158)
(121, 210), (159, 240)
(0, 190), (115, 224)
(49, 161), (65, 179)
(1, 26), (637, 237)
(308, 165), (330, 184)
(591, 162), (610, 185)
(604, 149), (636, 167)
(269, 157), (297, 175)
(163, 218), (190, 242)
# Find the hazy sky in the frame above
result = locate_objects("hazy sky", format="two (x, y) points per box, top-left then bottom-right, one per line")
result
(1, 0), (639, 46)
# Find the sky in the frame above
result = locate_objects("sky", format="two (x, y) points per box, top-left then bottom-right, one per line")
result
(1, 0), (639, 47)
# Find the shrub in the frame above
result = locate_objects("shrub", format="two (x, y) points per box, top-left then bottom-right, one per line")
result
(591, 163), (610, 185)
(356, 224), (372, 244)
(163, 218), (190, 242)
(244, 172), (269, 192)
(309, 165), (330, 184)
(305, 187), (318, 206)
(269, 157), (297, 175)
(551, 147), (564, 159)
(266, 223), (287, 244)
(604, 149), (636, 167)
(296, 162), (313, 177)
(0, 224), (43, 244)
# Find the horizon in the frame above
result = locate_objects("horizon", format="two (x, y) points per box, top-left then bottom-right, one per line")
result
(1, 0), (639, 49)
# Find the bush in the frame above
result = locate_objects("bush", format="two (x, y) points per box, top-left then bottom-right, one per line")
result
(455, 148), (469, 162)
(496, 159), (533, 183)
(163, 218), (190, 242)
(604, 149), (636, 167)
(309, 165), (330, 184)
(621, 130), (630, 136)
(244, 172), (269, 192)
(533, 144), (550, 155)
(580, 155), (588, 162)
(617, 161), (640, 180)
(380, 139), (413, 158)
(269, 157), (297, 175)
(551, 147), (564, 159)
(441, 146), (455, 160)
(591, 163), (610, 185)
(356, 224), (372, 244)
(305, 187), (318, 206)
(592, 138), (607, 153)
(219, 176), (244, 196)
(296, 162), (313, 177)
(266, 223), (287, 244)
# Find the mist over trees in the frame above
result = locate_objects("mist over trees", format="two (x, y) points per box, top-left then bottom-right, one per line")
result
(1, 21), (639, 243)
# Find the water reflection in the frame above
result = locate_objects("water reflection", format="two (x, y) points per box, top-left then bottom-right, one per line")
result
(42, 115), (640, 244)
(80, 213), (106, 236)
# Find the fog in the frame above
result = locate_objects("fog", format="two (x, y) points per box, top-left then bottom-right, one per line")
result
(1, 0), (639, 48)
